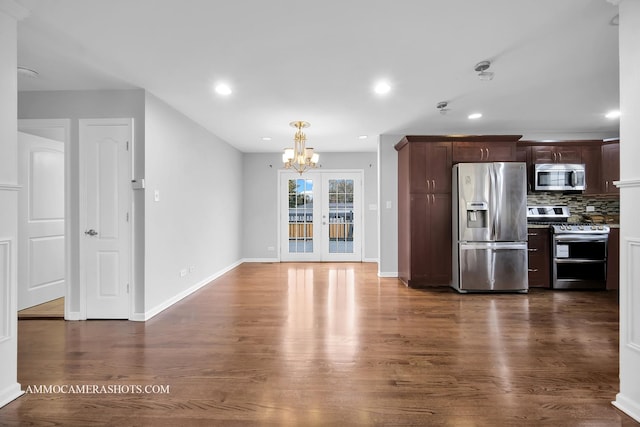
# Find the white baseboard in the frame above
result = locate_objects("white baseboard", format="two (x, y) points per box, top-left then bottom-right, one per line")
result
(613, 393), (640, 423)
(242, 258), (279, 263)
(129, 312), (146, 322)
(363, 258), (379, 263)
(378, 271), (398, 278)
(64, 312), (81, 321)
(141, 260), (243, 321)
(0, 383), (24, 408)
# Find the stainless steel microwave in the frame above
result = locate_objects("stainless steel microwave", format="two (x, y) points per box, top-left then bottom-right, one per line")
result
(534, 163), (586, 191)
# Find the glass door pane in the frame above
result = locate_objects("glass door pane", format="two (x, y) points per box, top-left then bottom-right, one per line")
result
(281, 173), (320, 261)
(288, 178), (314, 254)
(322, 173), (361, 261)
(327, 179), (354, 254)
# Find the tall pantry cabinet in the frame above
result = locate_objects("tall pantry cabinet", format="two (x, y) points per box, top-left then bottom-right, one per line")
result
(396, 137), (452, 287)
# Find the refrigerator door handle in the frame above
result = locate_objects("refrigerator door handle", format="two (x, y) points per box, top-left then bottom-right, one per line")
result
(490, 166), (498, 241)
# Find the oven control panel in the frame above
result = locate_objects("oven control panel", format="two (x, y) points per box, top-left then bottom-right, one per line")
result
(552, 224), (610, 233)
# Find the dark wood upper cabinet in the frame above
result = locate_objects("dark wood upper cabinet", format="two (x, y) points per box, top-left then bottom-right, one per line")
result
(408, 141), (452, 194)
(602, 142), (620, 194)
(581, 145), (602, 194)
(531, 145), (581, 163)
(448, 136), (521, 163)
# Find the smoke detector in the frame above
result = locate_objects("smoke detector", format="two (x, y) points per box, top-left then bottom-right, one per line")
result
(436, 101), (450, 115)
(474, 61), (494, 81)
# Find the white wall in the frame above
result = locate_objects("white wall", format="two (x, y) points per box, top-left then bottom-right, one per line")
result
(0, 0), (28, 408)
(242, 151), (378, 261)
(143, 93), (243, 317)
(18, 90), (146, 318)
(613, 0), (640, 422)
(378, 134), (402, 277)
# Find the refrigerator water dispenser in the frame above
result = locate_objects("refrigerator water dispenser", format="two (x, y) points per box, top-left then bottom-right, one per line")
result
(466, 201), (488, 228)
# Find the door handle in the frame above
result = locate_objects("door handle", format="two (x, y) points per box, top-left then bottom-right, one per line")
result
(84, 229), (98, 236)
(432, 180), (436, 191)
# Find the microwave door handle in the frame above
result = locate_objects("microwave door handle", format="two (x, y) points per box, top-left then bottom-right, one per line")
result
(571, 170), (577, 187)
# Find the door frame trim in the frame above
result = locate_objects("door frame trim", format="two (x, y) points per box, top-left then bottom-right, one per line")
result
(78, 118), (134, 320)
(277, 169), (364, 262)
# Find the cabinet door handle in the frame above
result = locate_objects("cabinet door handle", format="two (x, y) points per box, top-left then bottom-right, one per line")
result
(528, 248), (538, 252)
(486, 148), (490, 159)
(432, 180), (436, 191)
(426, 180), (430, 191)
(606, 181), (609, 191)
(432, 194), (435, 204)
(559, 152), (562, 161)
(479, 148), (484, 160)
(553, 152), (556, 162)
(528, 268), (539, 272)
(527, 232), (538, 236)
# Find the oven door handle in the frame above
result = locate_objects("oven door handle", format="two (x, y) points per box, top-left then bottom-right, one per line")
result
(553, 234), (608, 242)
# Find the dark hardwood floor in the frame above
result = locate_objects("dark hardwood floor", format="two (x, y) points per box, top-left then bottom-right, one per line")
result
(2, 262), (637, 426)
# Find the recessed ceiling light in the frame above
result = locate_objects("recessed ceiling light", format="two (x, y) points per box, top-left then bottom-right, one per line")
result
(468, 113), (483, 120)
(358, 135), (368, 140)
(214, 83), (232, 96)
(374, 81), (391, 95)
(261, 137), (272, 141)
(605, 110), (621, 119)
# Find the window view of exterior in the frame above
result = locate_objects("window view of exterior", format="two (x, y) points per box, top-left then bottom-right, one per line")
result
(288, 179), (314, 253)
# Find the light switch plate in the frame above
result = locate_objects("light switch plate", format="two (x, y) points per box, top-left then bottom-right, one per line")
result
(154, 190), (160, 202)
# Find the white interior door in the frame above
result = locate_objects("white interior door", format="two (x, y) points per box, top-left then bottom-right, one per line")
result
(80, 119), (132, 319)
(17, 132), (65, 310)
(280, 171), (362, 262)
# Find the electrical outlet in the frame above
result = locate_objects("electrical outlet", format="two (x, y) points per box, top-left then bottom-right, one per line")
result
(154, 190), (160, 202)
(179, 269), (187, 277)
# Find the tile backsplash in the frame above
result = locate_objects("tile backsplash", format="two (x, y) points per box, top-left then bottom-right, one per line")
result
(527, 193), (619, 216)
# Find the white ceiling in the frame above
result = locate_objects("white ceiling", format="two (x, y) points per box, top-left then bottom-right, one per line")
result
(15, 0), (620, 153)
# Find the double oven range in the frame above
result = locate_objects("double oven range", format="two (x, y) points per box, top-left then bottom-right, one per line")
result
(528, 206), (610, 290)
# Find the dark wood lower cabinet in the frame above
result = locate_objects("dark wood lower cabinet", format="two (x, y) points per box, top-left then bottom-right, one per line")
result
(405, 193), (452, 287)
(527, 227), (550, 288)
(607, 228), (619, 290)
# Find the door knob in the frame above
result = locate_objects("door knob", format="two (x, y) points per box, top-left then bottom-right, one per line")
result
(84, 229), (98, 236)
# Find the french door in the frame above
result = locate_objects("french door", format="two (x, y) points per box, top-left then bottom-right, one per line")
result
(280, 171), (362, 262)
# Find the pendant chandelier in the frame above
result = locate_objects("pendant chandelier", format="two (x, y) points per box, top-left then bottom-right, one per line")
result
(282, 121), (319, 175)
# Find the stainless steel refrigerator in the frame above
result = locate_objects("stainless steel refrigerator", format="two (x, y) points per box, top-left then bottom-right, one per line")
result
(451, 162), (528, 293)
